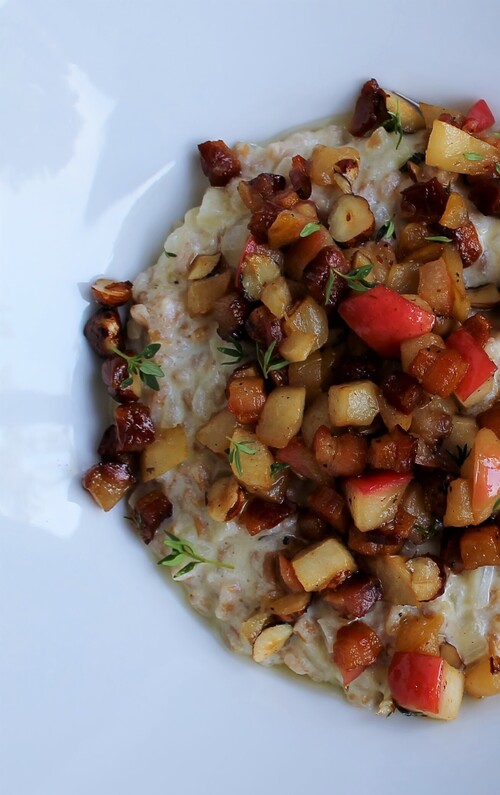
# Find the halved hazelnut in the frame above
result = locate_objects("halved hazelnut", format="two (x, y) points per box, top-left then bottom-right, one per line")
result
(187, 253), (221, 280)
(328, 194), (375, 247)
(91, 278), (133, 307)
(252, 623), (293, 662)
(207, 476), (246, 522)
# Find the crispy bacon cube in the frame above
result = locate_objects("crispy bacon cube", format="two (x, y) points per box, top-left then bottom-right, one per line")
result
(313, 426), (368, 477)
(367, 426), (417, 473)
(381, 371), (426, 414)
(115, 403), (156, 452)
(333, 621), (383, 685)
(133, 489), (173, 544)
(307, 484), (350, 532)
(198, 139), (241, 187)
(322, 574), (382, 619)
(238, 499), (295, 536)
(408, 345), (469, 398)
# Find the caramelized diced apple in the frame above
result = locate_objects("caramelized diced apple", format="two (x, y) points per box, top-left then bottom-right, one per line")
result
(465, 655), (500, 698)
(460, 427), (500, 523)
(328, 380), (379, 427)
(460, 524), (500, 569)
(291, 538), (357, 592)
(425, 120), (500, 175)
(196, 408), (238, 454)
(344, 472), (412, 532)
(141, 425), (188, 482)
(395, 613), (443, 656)
(256, 386), (306, 449)
(388, 652), (464, 719)
(228, 428), (274, 490)
(227, 375), (267, 425)
(446, 328), (497, 408)
(187, 271), (232, 316)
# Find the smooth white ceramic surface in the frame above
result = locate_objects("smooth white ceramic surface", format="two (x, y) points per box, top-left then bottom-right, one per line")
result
(1, 1), (498, 793)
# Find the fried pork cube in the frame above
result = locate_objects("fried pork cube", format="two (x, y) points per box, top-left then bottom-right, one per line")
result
(115, 403), (156, 452)
(333, 621), (383, 685)
(132, 489), (173, 544)
(82, 461), (136, 511)
(198, 139), (241, 186)
(322, 574), (382, 619)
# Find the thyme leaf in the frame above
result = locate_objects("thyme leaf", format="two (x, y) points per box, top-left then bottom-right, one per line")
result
(382, 102), (404, 149)
(300, 222), (322, 238)
(463, 152), (484, 161)
(112, 343), (164, 391)
(376, 219), (396, 241)
(164, 248), (177, 257)
(227, 437), (257, 477)
(446, 443), (471, 468)
(256, 340), (289, 379)
(425, 235), (453, 243)
(158, 531), (234, 578)
(217, 341), (244, 365)
(492, 497), (500, 514)
(495, 163), (500, 176)
(270, 462), (290, 478)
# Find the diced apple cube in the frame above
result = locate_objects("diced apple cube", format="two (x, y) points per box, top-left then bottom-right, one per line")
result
(291, 538), (357, 592)
(328, 380), (379, 427)
(141, 425), (188, 482)
(344, 472), (412, 532)
(256, 386), (306, 449)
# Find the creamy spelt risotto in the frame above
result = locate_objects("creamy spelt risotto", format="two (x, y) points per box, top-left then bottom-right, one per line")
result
(83, 80), (500, 719)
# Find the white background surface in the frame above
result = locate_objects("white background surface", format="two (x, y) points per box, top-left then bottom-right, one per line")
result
(1, 1), (498, 793)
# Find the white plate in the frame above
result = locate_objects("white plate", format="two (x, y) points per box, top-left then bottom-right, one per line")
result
(1, 1), (498, 793)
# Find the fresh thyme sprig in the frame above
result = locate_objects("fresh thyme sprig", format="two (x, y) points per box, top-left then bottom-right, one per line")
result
(217, 340), (245, 365)
(446, 443), (471, 468)
(227, 437), (257, 476)
(270, 462), (290, 478)
(256, 340), (289, 379)
(496, 163), (500, 176)
(383, 102), (404, 149)
(112, 343), (165, 391)
(325, 263), (375, 304)
(300, 222), (322, 238)
(425, 235), (453, 243)
(158, 531), (234, 578)
(376, 219), (396, 241)
(492, 496), (500, 514)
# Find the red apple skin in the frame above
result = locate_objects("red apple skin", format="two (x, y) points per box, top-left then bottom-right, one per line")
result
(388, 652), (444, 714)
(464, 428), (500, 520)
(345, 471), (413, 497)
(338, 285), (435, 358)
(446, 328), (497, 403)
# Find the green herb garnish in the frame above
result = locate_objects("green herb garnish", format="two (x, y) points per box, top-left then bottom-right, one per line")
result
(492, 496), (500, 514)
(446, 443), (471, 468)
(227, 437), (257, 476)
(400, 152), (425, 173)
(300, 222), (322, 238)
(326, 264), (375, 303)
(376, 219), (396, 241)
(463, 152), (484, 162)
(425, 235), (453, 243)
(164, 248), (177, 257)
(217, 341), (244, 365)
(382, 102), (404, 149)
(270, 462), (290, 478)
(112, 343), (165, 391)
(158, 531), (234, 578)
(256, 340), (289, 379)
(495, 163), (500, 176)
